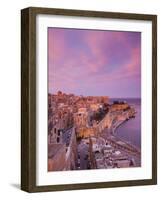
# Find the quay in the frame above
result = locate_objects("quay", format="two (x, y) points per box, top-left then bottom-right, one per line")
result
(77, 107), (141, 170)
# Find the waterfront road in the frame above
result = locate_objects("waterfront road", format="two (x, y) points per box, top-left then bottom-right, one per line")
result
(78, 142), (89, 170)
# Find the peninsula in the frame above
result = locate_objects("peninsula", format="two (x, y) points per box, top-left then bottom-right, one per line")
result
(48, 91), (141, 171)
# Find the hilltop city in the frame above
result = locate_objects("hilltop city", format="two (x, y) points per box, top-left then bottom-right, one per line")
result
(48, 91), (141, 171)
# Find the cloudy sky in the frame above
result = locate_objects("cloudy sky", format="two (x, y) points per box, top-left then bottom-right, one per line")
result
(48, 28), (141, 98)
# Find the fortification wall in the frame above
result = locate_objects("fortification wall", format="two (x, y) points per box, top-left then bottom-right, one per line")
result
(77, 108), (135, 138)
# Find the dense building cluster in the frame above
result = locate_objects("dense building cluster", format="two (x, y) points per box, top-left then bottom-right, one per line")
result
(48, 91), (109, 171)
(48, 91), (140, 171)
(48, 91), (109, 143)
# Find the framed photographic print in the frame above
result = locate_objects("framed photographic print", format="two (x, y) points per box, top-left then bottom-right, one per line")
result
(21, 7), (157, 192)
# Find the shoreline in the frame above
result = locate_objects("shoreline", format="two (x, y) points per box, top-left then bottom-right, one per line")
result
(111, 114), (141, 153)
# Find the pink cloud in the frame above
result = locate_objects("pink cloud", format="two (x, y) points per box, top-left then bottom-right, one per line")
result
(48, 28), (141, 97)
(125, 47), (141, 75)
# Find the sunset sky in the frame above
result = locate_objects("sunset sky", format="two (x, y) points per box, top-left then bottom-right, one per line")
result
(48, 28), (141, 98)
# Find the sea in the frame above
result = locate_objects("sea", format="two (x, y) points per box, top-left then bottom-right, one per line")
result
(110, 98), (141, 149)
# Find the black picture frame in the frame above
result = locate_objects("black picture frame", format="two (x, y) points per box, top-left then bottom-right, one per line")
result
(21, 7), (157, 192)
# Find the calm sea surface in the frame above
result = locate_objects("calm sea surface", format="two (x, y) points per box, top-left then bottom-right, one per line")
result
(110, 98), (141, 149)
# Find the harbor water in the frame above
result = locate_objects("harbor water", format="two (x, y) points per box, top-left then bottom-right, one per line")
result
(111, 98), (141, 149)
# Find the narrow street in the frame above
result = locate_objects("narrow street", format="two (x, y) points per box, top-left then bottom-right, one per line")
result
(77, 141), (89, 170)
